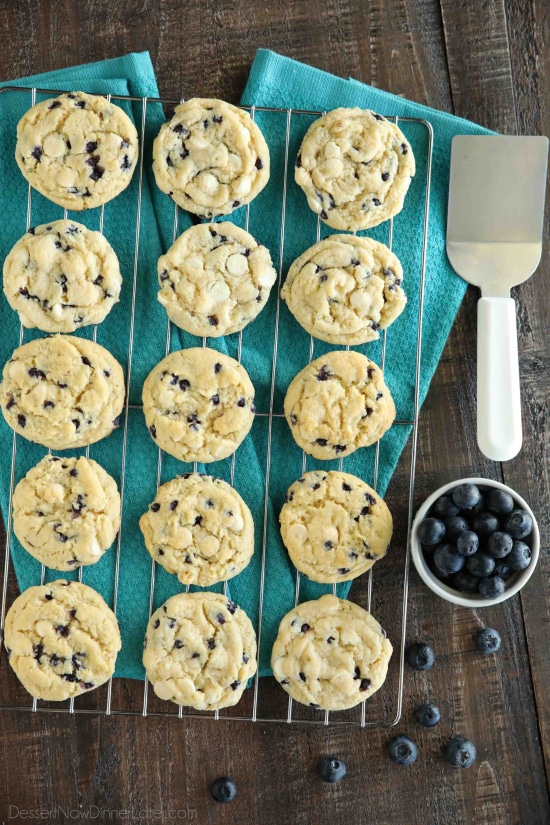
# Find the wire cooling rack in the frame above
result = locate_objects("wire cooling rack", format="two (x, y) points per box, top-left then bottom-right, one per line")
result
(0, 87), (432, 726)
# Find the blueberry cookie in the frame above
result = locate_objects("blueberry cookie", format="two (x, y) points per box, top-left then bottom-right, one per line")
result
(143, 592), (257, 710)
(13, 455), (121, 571)
(0, 335), (125, 450)
(152, 98), (270, 217)
(4, 580), (121, 701)
(295, 108), (415, 231)
(3, 220), (122, 333)
(271, 594), (392, 711)
(143, 347), (255, 463)
(280, 470), (392, 583)
(157, 222), (277, 337)
(15, 91), (138, 211)
(284, 351), (395, 460)
(139, 472), (254, 586)
(281, 235), (406, 345)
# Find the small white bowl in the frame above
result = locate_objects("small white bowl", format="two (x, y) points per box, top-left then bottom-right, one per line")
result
(410, 477), (540, 607)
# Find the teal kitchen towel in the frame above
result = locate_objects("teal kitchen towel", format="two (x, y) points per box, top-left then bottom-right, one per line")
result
(0, 50), (492, 686)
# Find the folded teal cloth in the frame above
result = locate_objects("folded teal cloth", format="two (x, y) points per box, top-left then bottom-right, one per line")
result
(0, 50), (491, 686)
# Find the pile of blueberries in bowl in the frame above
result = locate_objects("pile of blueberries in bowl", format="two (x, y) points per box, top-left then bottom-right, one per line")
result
(411, 478), (539, 607)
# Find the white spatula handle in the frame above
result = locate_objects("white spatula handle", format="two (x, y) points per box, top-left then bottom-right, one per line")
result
(477, 296), (522, 461)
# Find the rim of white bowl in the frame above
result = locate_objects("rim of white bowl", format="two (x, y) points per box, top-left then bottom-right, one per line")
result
(410, 477), (540, 608)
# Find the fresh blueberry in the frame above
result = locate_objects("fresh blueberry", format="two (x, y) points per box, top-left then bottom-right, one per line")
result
(478, 575), (506, 599)
(472, 495), (487, 514)
(430, 495), (459, 519)
(445, 737), (476, 768)
(417, 518), (446, 546)
(406, 642), (435, 671)
(434, 544), (465, 577)
(388, 735), (418, 765)
(445, 516), (470, 541)
(456, 531), (479, 556)
(475, 628), (502, 654)
(452, 569), (481, 594)
(494, 560), (514, 580)
(416, 703), (440, 727)
(503, 509), (533, 540)
(466, 551), (495, 578)
(508, 541), (532, 571)
(318, 757), (347, 783)
(486, 489), (515, 515)
(211, 777), (237, 803)
(452, 483), (481, 510)
(471, 512), (499, 536)
(487, 531), (513, 558)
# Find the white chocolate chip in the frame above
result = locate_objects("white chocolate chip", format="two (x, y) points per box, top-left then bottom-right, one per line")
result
(197, 172), (219, 195)
(288, 524), (308, 545)
(44, 483), (65, 504)
(198, 535), (220, 557)
(43, 134), (67, 158)
(226, 254), (248, 277)
(209, 281), (230, 301)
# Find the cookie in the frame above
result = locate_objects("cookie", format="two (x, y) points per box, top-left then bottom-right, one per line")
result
(13, 455), (121, 571)
(143, 592), (257, 710)
(4, 580), (121, 701)
(143, 347), (255, 463)
(152, 98), (270, 217)
(271, 594), (392, 710)
(15, 91), (138, 210)
(284, 351), (395, 460)
(294, 108), (415, 231)
(281, 235), (406, 345)
(3, 220), (122, 333)
(280, 470), (392, 583)
(0, 335), (125, 450)
(157, 222), (277, 337)
(139, 472), (254, 586)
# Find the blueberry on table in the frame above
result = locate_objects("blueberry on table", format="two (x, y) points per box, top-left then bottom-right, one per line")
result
(452, 483), (481, 510)
(445, 515), (470, 541)
(406, 642), (435, 671)
(318, 757), (347, 783)
(456, 530), (479, 556)
(452, 569), (481, 594)
(503, 509), (533, 540)
(486, 489), (515, 515)
(211, 777), (237, 803)
(417, 517), (446, 546)
(416, 702), (441, 727)
(471, 512), (499, 536)
(431, 495), (460, 519)
(388, 735), (418, 765)
(475, 628), (502, 654)
(434, 544), (465, 576)
(466, 551), (495, 578)
(508, 541), (532, 571)
(445, 737), (476, 768)
(478, 575), (506, 599)
(487, 531), (513, 558)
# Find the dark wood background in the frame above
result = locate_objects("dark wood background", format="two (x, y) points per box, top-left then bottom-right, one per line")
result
(0, 1), (548, 823)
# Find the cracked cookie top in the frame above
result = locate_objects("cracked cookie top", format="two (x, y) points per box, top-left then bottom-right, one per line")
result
(280, 470), (392, 583)
(157, 222), (277, 337)
(143, 592), (257, 710)
(284, 350), (395, 460)
(139, 472), (254, 587)
(4, 580), (121, 701)
(271, 594), (392, 710)
(143, 347), (255, 464)
(152, 98), (270, 217)
(0, 335), (125, 450)
(3, 220), (122, 333)
(16, 91), (138, 210)
(295, 107), (415, 231)
(281, 235), (406, 345)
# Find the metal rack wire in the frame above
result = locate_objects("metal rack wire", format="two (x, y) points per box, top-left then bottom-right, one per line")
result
(0, 87), (433, 726)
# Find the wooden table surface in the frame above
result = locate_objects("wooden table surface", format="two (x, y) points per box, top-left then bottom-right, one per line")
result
(0, 1), (548, 823)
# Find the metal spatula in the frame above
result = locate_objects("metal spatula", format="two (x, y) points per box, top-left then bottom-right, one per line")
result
(446, 135), (548, 462)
